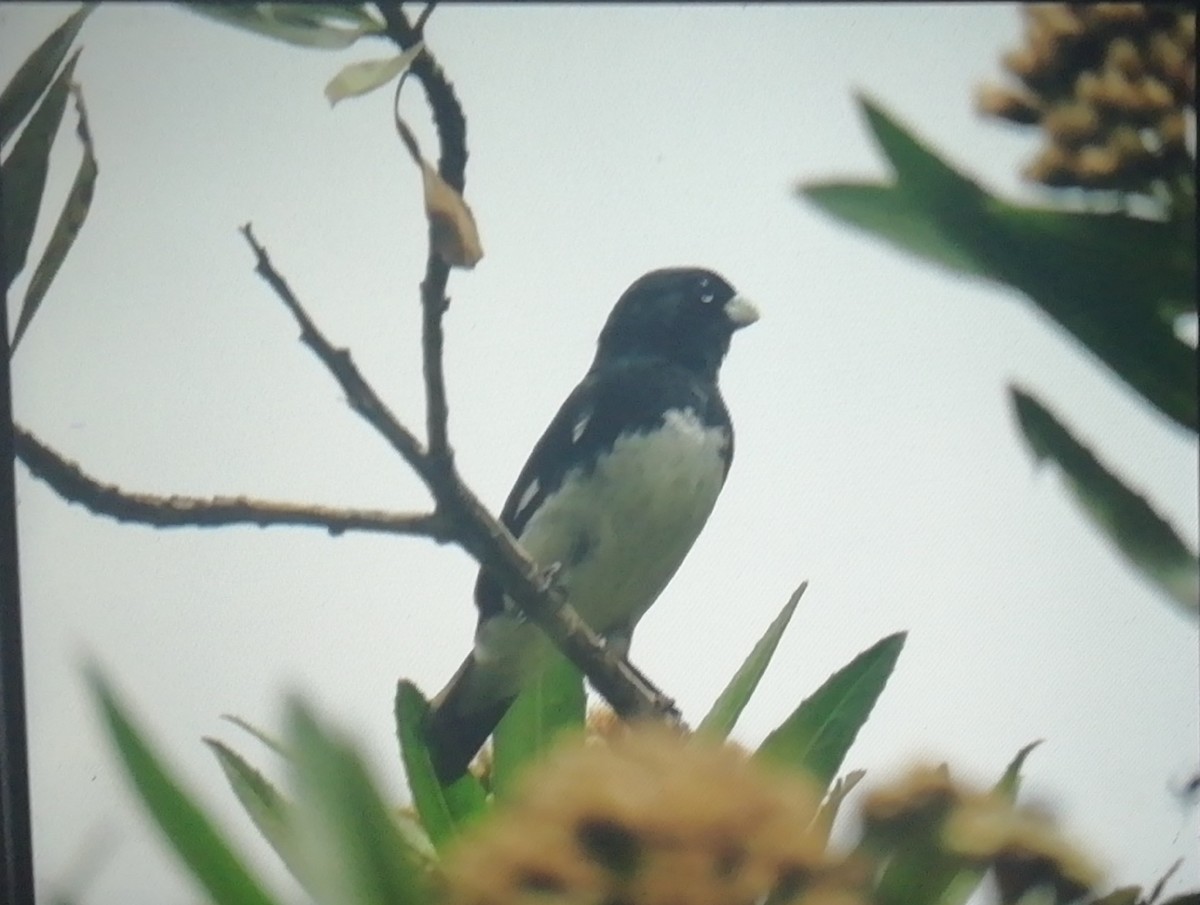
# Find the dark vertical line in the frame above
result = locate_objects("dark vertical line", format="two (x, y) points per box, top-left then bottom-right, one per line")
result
(1, 255), (35, 904)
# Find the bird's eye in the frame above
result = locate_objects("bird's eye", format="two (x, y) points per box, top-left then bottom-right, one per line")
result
(697, 277), (715, 304)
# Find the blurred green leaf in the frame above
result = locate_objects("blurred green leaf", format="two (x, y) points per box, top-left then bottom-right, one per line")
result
(492, 649), (585, 799)
(285, 696), (430, 905)
(394, 680), (487, 851)
(800, 182), (990, 280)
(183, 3), (381, 49)
(809, 768), (865, 846)
(2, 49), (80, 291)
(929, 741), (1047, 905)
(87, 666), (282, 905)
(756, 632), (906, 787)
(994, 739), (1042, 801)
(697, 581), (807, 740)
(10, 83), (97, 353)
(221, 714), (289, 759)
(325, 45), (423, 106)
(0, 3), (93, 147)
(205, 739), (314, 895)
(1012, 386), (1199, 617)
(798, 96), (1197, 431)
(1086, 886), (1141, 905)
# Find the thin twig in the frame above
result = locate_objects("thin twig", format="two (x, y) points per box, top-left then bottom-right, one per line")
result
(13, 426), (451, 539)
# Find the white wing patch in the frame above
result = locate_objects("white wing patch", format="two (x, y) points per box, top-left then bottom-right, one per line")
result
(513, 478), (540, 521)
(571, 409), (592, 443)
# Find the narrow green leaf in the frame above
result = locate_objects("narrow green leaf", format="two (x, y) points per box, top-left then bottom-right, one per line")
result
(0, 3), (94, 147)
(394, 680), (487, 851)
(183, 3), (378, 49)
(325, 46), (424, 107)
(1011, 386), (1199, 616)
(266, 4), (384, 32)
(2, 50), (80, 290)
(285, 696), (430, 905)
(1091, 889), (1143, 905)
(697, 582), (808, 740)
(809, 768), (865, 845)
(204, 740), (314, 895)
(86, 666), (282, 905)
(994, 739), (1043, 801)
(799, 182), (990, 280)
(221, 714), (289, 759)
(11, 84), (97, 353)
(929, 741), (1048, 905)
(756, 632), (906, 787)
(492, 650), (586, 799)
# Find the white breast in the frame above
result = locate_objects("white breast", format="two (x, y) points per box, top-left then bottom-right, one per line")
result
(474, 407), (729, 690)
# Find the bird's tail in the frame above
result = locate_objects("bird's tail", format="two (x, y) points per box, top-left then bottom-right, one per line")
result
(424, 654), (515, 783)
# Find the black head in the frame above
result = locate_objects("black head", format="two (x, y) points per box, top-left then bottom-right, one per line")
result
(593, 268), (758, 380)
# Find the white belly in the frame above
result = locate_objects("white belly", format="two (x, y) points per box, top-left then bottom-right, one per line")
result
(474, 407), (729, 691)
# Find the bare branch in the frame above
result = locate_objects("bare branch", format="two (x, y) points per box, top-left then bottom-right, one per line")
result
(13, 425), (452, 539)
(239, 224), (678, 725)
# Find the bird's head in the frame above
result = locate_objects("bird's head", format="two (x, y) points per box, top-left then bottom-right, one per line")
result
(593, 268), (759, 379)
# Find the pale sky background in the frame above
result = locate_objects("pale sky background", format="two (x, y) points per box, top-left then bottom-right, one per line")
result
(3, 4), (1198, 904)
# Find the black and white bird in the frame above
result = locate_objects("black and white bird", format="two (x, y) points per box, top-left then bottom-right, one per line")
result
(425, 267), (758, 781)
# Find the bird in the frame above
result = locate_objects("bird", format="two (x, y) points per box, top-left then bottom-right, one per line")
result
(424, 267), (758, 782)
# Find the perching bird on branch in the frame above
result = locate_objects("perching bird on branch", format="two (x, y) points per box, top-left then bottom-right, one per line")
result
(425, 267), (758, 781)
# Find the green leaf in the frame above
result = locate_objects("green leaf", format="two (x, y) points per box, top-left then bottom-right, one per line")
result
(1011, 386), (1199, 616)
(697, 582), (807, 740)
(491, 650), (586, 799)
(756, 632), (906, 787)
(10, 84), (97, 353)
(857, 92), (987, 215)
(809, 768), (865, 845)
(394, 680), (487, 851)
(86, 666), (283, 905)
(2, 49), (80, 291)
(930, 741), (1048, 905)
(798, 96), (1198, 431)
(285, 696), (431, 905)
(325, 45), (423, 106)
(0, 3), (94, 147)
(183, 3), (381, 49)
(799, 182), (990, 280)
(204, 739), (315, 895)
(221, 714), (289, 759)
(994, 739), (1043, 801)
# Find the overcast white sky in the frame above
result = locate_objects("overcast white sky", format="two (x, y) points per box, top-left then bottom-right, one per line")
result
(3, 4), (1198, 904)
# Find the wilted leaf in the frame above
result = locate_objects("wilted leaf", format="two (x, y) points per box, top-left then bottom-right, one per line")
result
(285, 696), (430, 905)
(0, 3), (93, 147)
(183, 3), (379, 49)
(325, 45), (423, 106)
(394, 680), (487, 851)
(756, 632), (906, 787)
(1012, 386), (1199, 617)
(87, 665), (283, 905)
(491, 650), (585, 799)
(697, 582), (807, 740)
(11, 84), (97, 353)
(394, 113), (483, 268)
(2, 50), (80, 290)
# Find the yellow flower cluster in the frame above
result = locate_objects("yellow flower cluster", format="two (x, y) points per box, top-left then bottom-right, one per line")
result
(440, 725), (867, 905)
(975, 3), (1195, 192)
(862, 766), (1103, 905)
